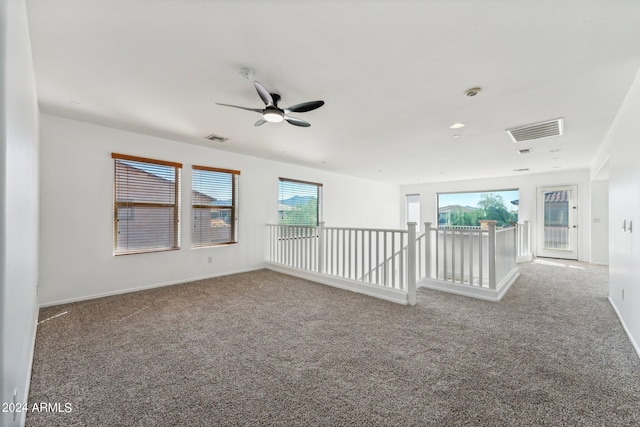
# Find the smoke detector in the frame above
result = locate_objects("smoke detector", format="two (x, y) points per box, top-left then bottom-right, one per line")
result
(464, 87), (482, 97)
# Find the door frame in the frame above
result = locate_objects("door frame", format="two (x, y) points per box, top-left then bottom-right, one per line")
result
(536, 185), (578, 260)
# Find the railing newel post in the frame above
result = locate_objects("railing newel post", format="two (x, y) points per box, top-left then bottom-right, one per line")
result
(318, 221), (325, 274)
(424, 222), (432, 279)
(488, 220), (497, 290)
(407, 222), (417, 306)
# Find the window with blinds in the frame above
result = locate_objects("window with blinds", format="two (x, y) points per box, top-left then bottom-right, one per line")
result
(192, 166), (240, 247)
(112, 153), (182, 255)
(278, 178), (323, 226)
(406, 194), (421, 232)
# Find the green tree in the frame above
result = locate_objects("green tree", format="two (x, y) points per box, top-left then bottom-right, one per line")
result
(477, 193), (517, 227)
(280, 198), (318, 225)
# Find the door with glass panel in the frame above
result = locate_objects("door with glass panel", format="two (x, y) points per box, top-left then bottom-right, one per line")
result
(536, 185), (578, 259)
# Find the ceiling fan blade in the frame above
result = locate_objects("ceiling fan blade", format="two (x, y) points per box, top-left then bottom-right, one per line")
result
(216, 103), (263, 113)
(254, 81), (274, 106)
(254, 119), (267, 127)
(285, 100), (325, 113)
(285, 116), (311, 127)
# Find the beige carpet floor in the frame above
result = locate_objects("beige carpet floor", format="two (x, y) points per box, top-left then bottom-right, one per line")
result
(27, 259), (640, 426)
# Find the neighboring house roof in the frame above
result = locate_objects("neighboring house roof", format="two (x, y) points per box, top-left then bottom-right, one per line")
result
(117, 161), (215, 204)
(544, 191), (569, 203)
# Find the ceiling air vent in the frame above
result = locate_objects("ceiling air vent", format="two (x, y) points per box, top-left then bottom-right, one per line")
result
(518, 148), (532, 154)
(506, 118), (564, 143)
(205, 134), (228, 142)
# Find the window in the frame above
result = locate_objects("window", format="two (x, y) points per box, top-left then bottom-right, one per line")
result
(192, 165), (240, 247)
(437, 189), (519, 228)
(278, 178), (323, 226)
(406, 194), (421, 231)
(112, 153), (181, 255)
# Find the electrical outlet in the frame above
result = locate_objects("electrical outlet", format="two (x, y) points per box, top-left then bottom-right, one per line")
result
(207, 256), (212, 264)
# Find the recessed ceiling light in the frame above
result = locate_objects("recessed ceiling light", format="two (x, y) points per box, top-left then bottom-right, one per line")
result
(238, 67), (254, 80)
(464, 87), (482, 97)
(550, 149), (561, 153)
(449, 123), (466, 129)
(552, 157), (559, 160)
(453, 134), (461, 138)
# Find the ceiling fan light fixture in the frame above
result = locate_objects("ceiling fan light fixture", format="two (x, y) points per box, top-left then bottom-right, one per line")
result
(263, 108), (284, 123)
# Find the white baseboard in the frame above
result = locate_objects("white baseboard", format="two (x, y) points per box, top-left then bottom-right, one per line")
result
(517, 253), (534, 263)
(418, 267), (520, 302)
(39, 266), (265, 308)
(265, 262), (409, 305)
(608, 297), (640, 361)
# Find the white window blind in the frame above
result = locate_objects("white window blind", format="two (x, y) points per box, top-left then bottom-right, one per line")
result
(406, 194), (421, 232)
(112, 153), (182, 255)
(192, 165), (240, 247)
(278, 178), (323, 226)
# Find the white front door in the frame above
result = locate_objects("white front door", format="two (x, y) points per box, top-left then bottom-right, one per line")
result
(536, 185), (578, 259)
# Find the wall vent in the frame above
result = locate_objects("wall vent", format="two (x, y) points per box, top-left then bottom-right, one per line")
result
(518, 148), (532, 154)
(205, 134), (228, 142)
(506, 118), (564, 143)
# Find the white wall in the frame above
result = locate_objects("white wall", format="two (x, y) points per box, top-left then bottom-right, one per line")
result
(600, 67), (640, 358)
(39, 114), (401, 306)
(590, 179), (609, 265)
(400, 170), (591, 261)
(1, 1), (40, 426)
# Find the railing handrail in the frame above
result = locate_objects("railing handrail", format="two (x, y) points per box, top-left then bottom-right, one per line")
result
(324, 225), (408, 233)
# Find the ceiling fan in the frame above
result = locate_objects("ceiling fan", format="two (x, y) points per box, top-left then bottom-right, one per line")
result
(217, 81), (324, 127)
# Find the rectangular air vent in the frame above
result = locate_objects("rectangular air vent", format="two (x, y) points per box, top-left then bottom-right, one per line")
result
(506, 118), (564, 143)
(518, 148), (532, 154)
(205, 134), (228, 142)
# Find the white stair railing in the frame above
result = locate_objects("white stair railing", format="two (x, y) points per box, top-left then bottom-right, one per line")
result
(267, 221), (528, 304)
(266, 223), (418, 306)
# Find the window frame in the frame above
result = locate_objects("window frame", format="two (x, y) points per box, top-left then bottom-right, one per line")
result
(112, 153), (182, 255)
(436, 188), (519, 229)
(406, 193), (421, 232)
(191, 165), (240, 248)
(278, 177), (323, 226)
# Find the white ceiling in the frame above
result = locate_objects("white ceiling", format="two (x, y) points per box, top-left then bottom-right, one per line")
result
(26, 0), (640, 185)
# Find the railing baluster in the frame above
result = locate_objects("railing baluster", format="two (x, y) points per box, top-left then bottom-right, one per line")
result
(376, 231), (380, 285)
(399, 232), (404, 290)
(459, 231), (464, 284)
(361, 230), (365, 281)
(443, 229), (448, 282)
(435, 228), (439, 280)
(478, 231), (483, 286)
(451, 230), (455, 283)
(383, 232), (388, 286)
(469, 231), (474, 285)
(391, 232), (396, 289)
